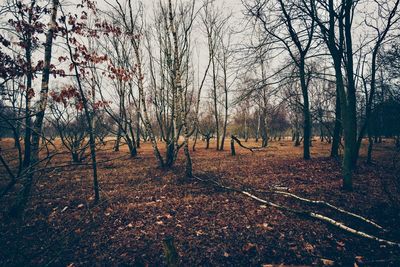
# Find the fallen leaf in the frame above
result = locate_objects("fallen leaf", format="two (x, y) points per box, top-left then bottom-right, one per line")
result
(242, 242), (257, 253)
(304, 242), (314, 252)
(320, 258), (335, 266)
(195, 230), (205, 236)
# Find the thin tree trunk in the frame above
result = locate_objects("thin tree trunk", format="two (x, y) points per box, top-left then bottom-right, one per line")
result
(255, 110), (260, 143)
(331, 93), (341, 158)
(219, 57), (229, 151)
(127, 121), (137, 157)
(367, 131), (373, 164)
(114, 125), (122, 151)
(212, 55), (220, 150)
(230, 138), (236, 156)
(192, 128), (198, 151)
(261, 113), (268, 147)
(244, 112), (248, 142)
(260, 60), (268, 148)
(63, 13), (100, 202)
(220, 90), (228, 150)
(168, 0), (193, 177)
(136, 106), (140, 148)
(134, 47), (164, 167)
(294, 131), (301, 146)
(22, 1), (36, 169)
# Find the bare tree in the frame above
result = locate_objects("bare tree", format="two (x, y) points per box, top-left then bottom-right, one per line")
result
(356, 0), (400, 163)
(302, 0), (357, 190)
(201, 1), (230, 150)
(245, 0), (315, 159)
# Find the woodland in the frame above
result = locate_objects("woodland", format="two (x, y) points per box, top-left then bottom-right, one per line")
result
(1, 0), (400, 266)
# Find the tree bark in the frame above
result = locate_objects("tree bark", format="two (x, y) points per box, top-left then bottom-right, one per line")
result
(299, 59), (311, 160)
(22, 0), (36, 169)
(31, 0), (59, 164)
(219, 53), (229, 151)
(230, 138), (236, 156)
(331, 93), (341, 158)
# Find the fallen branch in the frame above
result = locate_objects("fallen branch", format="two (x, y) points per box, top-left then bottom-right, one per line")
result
(250, 147), (270, 151)
(242, 191), (399, 247)
(231, 135), (254, 152)
(271, 190), (386, 231)
(193, 175), (400, 248)
(230, 135), (276, 151)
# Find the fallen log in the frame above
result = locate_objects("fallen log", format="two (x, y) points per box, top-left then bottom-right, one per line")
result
(241, 191), (399, 247)
(249, 185), (386, 231)
(271, 189), (385, 231)
(193, 175), (400, 248)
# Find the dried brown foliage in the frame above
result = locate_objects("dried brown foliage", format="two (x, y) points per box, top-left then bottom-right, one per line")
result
(0, 139), (399, 266)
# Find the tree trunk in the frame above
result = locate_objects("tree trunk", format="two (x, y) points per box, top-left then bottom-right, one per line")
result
(11, 0), (59, 217)
(244, 113), (248, 142)
(212, 54), (220, 150)
(230, 138), (236, 156)
(134, 46), (164, 167)
(219, 60), (229, 151)
(168, 0), (192, 177)
(31, 0), (59, 164)
(367, 132), (373, 164)
(192, 128), (198, 151)
(206, 136), (210, 149)
(299, 59), (311, 160)
(219, 92), (228, 151)
(342, 0), (358, 190)
(114, 126), (121, 152)
(261, 111), (268, 147)
(127, 122), (137, 157)
(22, 2), (35, 169)
(331, 93), (341, 158)
(64, 17), (100, 202)
(136, 107), (141, 148)
(294, 132), (301, 147)
(260, 61), (268, 148)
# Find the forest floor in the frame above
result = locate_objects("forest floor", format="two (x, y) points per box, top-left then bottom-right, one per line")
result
(1, 138), (400, 266)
